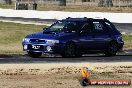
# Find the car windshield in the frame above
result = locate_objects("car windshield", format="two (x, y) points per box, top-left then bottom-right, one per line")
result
(44, 20), (82, 33)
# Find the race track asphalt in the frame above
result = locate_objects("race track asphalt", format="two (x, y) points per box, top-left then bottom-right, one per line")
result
(0, 50), (131, 64)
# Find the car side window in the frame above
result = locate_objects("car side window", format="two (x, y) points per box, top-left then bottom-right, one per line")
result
(64, 22), (78, 33)
(93, 21), (107, 33)
(81, 22), (93, 33)
(65, 23), (75, 29)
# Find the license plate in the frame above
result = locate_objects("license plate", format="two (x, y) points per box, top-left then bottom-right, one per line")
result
(32, 45), (40, 49)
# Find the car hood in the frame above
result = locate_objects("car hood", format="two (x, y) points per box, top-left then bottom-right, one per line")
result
(25, 31), (73, 39)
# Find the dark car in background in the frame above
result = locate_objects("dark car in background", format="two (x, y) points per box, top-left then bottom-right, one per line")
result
(22, 18), (124, 58)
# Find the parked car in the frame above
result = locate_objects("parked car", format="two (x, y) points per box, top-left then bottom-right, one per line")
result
(22, 18), (124, 58)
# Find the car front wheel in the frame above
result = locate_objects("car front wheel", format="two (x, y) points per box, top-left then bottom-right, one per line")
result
(27, 52), (42, 58)
(62, 43), (77, 58)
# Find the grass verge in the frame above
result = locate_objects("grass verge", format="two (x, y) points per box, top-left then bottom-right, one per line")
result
(123, 35), (132, 49)
(0, 21), (131, 55)
(0, 21), (46, 54)
(0, 3), (14, 9)
(38, 5), (132, 13)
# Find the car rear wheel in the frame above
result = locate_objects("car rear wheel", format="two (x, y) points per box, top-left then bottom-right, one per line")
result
(27, 52), (42, 58)
(105, 41), (118, 56)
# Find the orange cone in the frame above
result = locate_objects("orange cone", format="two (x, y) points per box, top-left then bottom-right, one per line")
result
(81, 67), (90, 78)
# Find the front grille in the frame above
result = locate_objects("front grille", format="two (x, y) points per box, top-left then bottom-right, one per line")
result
(30, 39), (46, 43)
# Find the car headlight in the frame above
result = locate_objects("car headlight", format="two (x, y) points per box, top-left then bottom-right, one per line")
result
(23, 38), (30, 42)
(46, 40), (59, 44)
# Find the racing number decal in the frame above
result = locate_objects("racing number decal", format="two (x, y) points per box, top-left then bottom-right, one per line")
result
(94, 22), (103, 30)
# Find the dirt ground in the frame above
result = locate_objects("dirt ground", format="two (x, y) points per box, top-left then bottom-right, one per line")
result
(0, 63), (131, 88)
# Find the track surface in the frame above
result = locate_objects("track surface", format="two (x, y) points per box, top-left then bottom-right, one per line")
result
(0, 50), (131, 63)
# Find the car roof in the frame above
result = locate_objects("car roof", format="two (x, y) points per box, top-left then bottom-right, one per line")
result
(62, 17), (109, 22)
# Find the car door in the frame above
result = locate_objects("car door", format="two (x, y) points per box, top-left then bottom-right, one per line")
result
(78, 21), (94, 50)
(92, 21), (111, 50)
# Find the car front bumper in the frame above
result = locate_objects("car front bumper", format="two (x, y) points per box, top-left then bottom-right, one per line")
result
(22, 43), (64, 54)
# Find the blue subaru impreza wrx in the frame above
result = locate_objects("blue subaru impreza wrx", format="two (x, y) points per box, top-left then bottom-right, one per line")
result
(22, 18), (124, 58)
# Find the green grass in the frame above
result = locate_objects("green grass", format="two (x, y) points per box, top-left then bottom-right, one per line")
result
(37, 5), (132, 13)
(123, 35), (132, 49)
(0, 3), (14, 9)
(0, 21), (131, 55)
(0, 21), (46, 54)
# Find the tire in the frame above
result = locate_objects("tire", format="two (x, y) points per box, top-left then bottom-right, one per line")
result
(75, 50), (82, 57)
(62, 42), (77, 58)
(105, 41), (118, 56)
(27, 52), (42, 58)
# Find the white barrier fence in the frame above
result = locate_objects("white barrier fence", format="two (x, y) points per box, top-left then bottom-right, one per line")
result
(0, 8), (132, 23)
